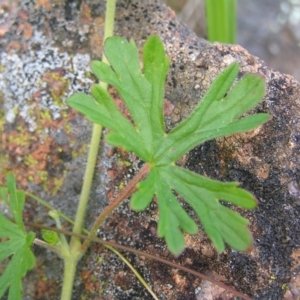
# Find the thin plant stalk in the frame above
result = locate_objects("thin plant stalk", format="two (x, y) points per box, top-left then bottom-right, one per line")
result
(205, 0), (236, 44)
(106, 245), (159, 300)
(81, 163), (150, 253)
(25, 191), (74, 225)
(60, 0), (117, 299)
(71, 0), (116, 240)
(61, 256), (80, 300)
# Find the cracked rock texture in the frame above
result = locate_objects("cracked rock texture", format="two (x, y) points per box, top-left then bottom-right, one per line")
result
(0, 0), (300, 299)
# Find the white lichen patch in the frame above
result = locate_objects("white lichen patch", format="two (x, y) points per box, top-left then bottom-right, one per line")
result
(0, 30), (93, 131)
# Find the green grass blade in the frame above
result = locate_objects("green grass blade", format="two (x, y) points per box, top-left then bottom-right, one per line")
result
(227, 0), (237, 44)
(205, 0), (236, 44)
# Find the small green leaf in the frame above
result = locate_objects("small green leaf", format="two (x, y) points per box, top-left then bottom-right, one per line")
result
(67, 35), (270, 255)
(41, 229), (60, 245)
(6, 174), (25, 229)
(0, 176), (35, 300)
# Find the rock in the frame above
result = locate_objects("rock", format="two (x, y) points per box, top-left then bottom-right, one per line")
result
(0, 0), (299, 299)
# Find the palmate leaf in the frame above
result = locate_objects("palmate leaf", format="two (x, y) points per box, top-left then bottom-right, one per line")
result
(67, 35), (270, 255)
(0, 175), (35, 300)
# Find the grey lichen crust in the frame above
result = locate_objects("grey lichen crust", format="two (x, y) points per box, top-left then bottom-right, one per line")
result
(0, 32), (92, 130)
(1, 0), (300, 299)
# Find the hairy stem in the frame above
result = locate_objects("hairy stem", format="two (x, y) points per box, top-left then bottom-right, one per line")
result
(70, 124), (103, 238)
(70, 0), (116, 242)
(60, 255), (80, 300)
(81, 163), (150, 253)
(60, 0), (116, 299)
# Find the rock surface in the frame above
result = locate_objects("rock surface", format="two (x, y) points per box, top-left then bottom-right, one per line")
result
(0, 0), (300, 299)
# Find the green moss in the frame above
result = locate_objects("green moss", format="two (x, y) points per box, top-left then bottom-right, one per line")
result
(84, 71), (93, 78)
(116, 153), (132, 167)
(51, 176), (65, 196)
(13, 107), (19, 116)
(118, 181), (124, 190)
(24, 155), (38, 167)
(51, 92), (66, 108)
(38, 170), (48, 184)
(40, 109), (52, 120)
(0, 110), (5, 132)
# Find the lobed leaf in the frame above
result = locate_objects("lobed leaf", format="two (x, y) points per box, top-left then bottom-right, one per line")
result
(143, 35), (170, 151)
(155, 169), (197, 255)
(159, 165), (255, 252)
(155, 113), (270, 165)
(67, 35), (270, 255)
(170, 63), (240, 137)
(6, 175), (25, 229)
(0, 176), (35, 300)
(91, 37), (155, 156)
(153, 63), (270, 164)
(67, 87), (147, 160)
(130, 170), (156, 211)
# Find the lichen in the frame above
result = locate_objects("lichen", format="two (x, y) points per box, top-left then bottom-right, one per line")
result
(0, 29), (93, 131)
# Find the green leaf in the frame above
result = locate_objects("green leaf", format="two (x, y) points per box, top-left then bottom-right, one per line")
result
(143, 35), (170, 151)
(41, 229), (59, 245)
(130, 170), (155, 211)
(0, 175), (36, 300)
(160, 165), (256, 252)
(66, 87), (146, 160)
(91, 38), (154, 157)
(0, 187), (8, 204)
(67, 35), (270, 255)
